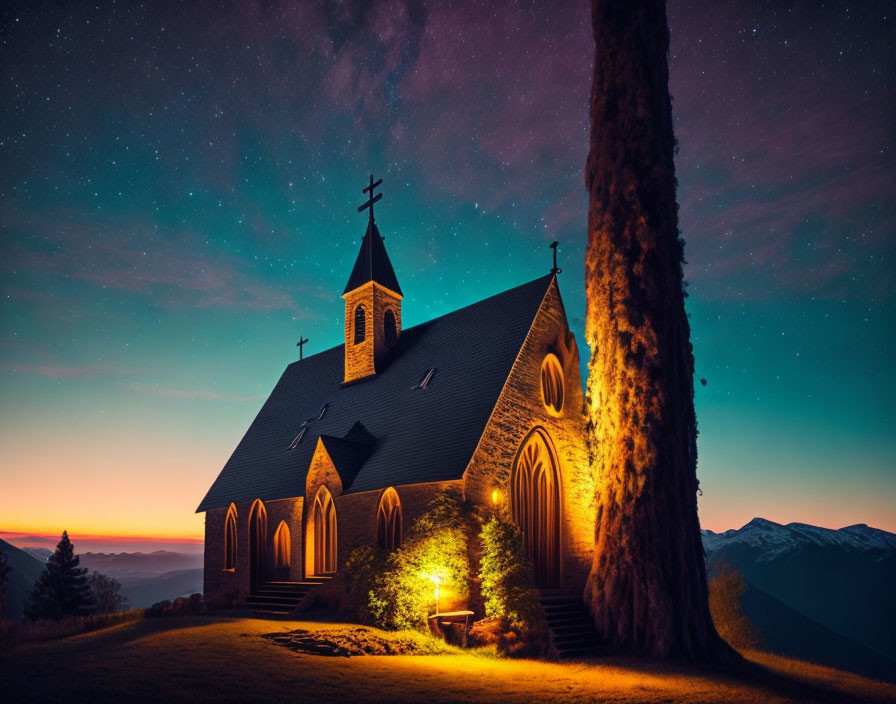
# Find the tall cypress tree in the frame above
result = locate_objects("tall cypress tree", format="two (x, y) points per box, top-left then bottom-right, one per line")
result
(583, 0), (735, 661)
(26, 531), (94, 620)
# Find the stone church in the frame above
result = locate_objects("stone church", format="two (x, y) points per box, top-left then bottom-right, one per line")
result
(198, 182), (594, 611)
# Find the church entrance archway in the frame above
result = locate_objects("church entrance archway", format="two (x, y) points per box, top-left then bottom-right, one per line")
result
(511, 428), (561, 588)
(308, 486), (337, 576)
(248, 499), (267, 589)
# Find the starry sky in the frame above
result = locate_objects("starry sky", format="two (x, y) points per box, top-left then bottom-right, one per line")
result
(1, 0), (893, 540)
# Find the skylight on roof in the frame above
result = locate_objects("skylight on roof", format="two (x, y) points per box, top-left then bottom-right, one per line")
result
(287, 427), (307, 449)
(414, 368), (436, 390)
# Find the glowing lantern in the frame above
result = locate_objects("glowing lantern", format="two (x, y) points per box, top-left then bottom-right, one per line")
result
(429, 574), (442, 615)
(491, 489), (500, 505)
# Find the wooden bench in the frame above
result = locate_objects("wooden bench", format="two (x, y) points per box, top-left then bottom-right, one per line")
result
(427, 610), (475, 647)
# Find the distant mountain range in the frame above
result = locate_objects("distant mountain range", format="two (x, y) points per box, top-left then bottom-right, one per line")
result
(703, 518), (896, 683)
(0, 541), (203, 613)
(78, 550), (203, 577)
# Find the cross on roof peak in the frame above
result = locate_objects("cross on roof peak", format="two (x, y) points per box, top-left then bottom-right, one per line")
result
(357, 173), (383, 223)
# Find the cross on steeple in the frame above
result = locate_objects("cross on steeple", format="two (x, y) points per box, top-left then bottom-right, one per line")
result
(296, 335), (309, 361)
(550, 241), (562, 275)
(357, 174), (383, 223)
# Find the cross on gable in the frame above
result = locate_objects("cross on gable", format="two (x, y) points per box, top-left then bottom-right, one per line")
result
(357, 173), (383, 222)
(296, 336), (309, 361)
(550, 241), (562, 275)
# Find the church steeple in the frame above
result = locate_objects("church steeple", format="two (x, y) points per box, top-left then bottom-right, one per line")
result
(342, 175), (403, 384)
(343, 219), (403, 297)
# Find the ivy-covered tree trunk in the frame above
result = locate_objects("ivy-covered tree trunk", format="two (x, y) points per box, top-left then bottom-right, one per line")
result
(583, 0), (735, 661)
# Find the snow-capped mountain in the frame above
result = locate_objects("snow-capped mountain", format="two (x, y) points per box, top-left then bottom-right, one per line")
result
(702, 517), (896, 559)
(701, 517), (896, 676)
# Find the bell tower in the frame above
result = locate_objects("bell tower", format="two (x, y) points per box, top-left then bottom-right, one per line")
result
(343, 175), (403, 384)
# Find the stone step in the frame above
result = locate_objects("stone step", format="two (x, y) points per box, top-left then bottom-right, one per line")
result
(553, 632), (597, 645)
(544, 614), (592, 626)
(539, 589), (603, 659)
(538, 592), (581, 604)
(550, 622), (594, 635)
(250, 608), (294, 617)
(255, 593), (307, 600)
(543, 606), (589, 618)
(246, 595), (302, 605)
(556, 645), (602, 659)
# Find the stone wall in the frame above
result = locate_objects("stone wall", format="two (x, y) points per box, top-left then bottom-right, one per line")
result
(463, 276), (595, 592)
(203, 497), (304, 601)
(333, 480), (461, 569)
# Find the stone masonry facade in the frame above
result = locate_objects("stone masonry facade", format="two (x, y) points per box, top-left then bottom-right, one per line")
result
(203, 276), (594, 606)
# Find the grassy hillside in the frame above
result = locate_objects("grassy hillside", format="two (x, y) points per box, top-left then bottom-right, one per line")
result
(742, 582), (896, 683)
(0, 538), (45, 617)
(1, 616), (894, 704)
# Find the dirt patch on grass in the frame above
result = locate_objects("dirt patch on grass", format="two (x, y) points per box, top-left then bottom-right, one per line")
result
(261, 625), (454, 657)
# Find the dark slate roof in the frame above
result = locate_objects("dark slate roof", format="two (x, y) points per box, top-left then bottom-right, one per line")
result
(343, 220), (403, 296)
(196, 274), (554, 512)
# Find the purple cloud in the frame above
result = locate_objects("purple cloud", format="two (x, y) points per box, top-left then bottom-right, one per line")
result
(2, 209), (329, 313)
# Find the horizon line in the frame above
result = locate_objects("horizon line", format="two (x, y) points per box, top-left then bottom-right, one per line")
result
(0, 529), (204, 543)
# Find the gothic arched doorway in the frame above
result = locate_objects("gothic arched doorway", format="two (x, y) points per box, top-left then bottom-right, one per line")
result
(511, 428), (561, 587)
(248, 499), (267, 589)
(309, 487), (337, 575)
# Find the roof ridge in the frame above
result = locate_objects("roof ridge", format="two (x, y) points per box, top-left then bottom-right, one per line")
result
(196, 272), (558, 512)
(289, 274), (555, 368)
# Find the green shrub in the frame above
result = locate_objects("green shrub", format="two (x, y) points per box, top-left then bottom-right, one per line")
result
(478, 514), (538, 630)
(369, 489), (471, 631)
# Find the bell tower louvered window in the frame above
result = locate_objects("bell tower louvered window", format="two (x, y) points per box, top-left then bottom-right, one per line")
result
(354, 305), (367, 344)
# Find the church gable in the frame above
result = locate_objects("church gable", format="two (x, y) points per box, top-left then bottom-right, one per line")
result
(305, 438), (344, 500)
(462, 276), (594, 587)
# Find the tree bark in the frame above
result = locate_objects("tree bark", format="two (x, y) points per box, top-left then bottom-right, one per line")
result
(583, 0), (736, 661)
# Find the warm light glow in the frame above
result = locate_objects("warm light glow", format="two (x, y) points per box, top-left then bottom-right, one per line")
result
(429, 574), (442, 614)
(491, 489), (500, 505)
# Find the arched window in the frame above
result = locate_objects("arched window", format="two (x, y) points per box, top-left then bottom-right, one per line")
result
(312, 487), (337, 574)
(511, 428), (561, 587)
(273, 521), (290, 575)
(384, 309), (398, 348)
(248, 499), (267, 588)
(376, 487), (402, 551)
(540, 353), (564, 416)
(224, 504), (237, 570)
(354, 305), (367, 344)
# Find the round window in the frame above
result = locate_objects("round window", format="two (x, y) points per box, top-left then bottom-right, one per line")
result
(540, 353), (564, 416)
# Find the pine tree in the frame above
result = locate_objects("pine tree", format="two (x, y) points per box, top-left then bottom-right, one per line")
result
(583, 0), (736, 661)
(88, 571), (129, 614)
(25, 531), (94, 620)
(0, 552), (11, 618)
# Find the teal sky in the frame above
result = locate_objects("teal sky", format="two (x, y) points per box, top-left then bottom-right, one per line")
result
(1, 0), (893, 537)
